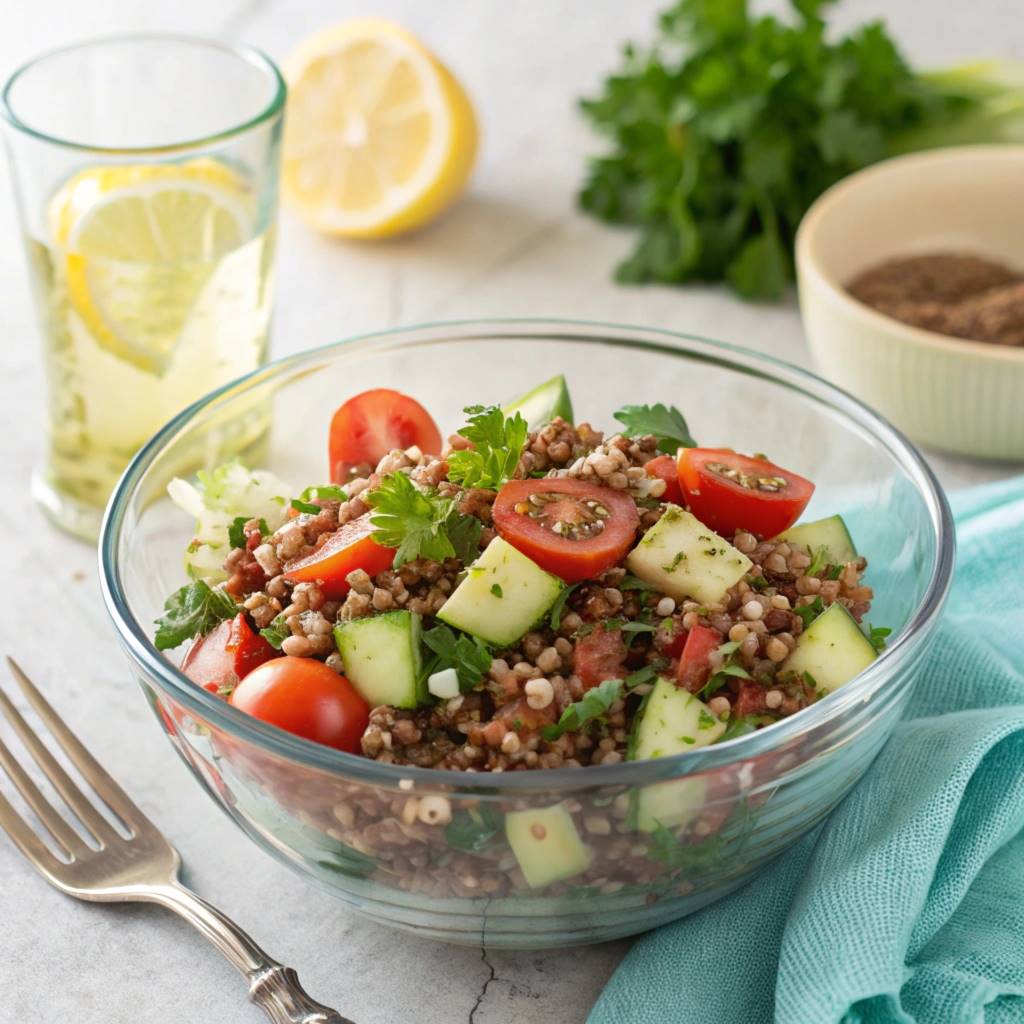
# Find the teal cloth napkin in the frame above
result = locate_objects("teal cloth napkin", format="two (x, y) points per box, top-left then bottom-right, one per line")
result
(589, 476), (1024, 1024)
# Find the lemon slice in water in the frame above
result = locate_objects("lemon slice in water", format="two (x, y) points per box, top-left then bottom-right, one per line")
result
(282, 18), (477, 238)
(49, 160), (252, 374)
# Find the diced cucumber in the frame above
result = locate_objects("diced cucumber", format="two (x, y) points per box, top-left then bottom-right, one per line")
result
(628, 677), (726, 832)
(333, 611), (425, 709)
(783, 603), (876, 694)
(502, 374), (573, 428)
(505, 803), (592, 888)
(626, 505), (752, 606)
(437, 537), (564, 646)
(775, 514), (857, 563)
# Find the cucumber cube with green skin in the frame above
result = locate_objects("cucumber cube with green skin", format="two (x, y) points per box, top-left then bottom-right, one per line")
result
(505, 803), (592, 888)
(437, 537), (564, 646)
(783, 603), (877, 693)
(625, 505), (752, 606)
(775, 514), (857, 564)
(628, 677), (726, 832)
(333, 610), (425, 709)
(502, 374), (573, 428)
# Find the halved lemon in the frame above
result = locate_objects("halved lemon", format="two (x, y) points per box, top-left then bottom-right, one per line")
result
(282, 18), (478, 238)
(48, 160), (252, 374)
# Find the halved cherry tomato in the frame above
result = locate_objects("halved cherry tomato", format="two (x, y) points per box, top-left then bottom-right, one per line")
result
(645, 454), (684, 505)
(496, 696), (557, 734)
(283, 514), (396, 599)
(574, 627), (628, 691)
(676, 624), (723, 694)
(230, 657), (370, 752)
(732, 678), (768, 718)
(492, 479), (640, 584)
(329, 388), (442, 482)
(181, 614), (278, 693)
(677, 448), (814, 538)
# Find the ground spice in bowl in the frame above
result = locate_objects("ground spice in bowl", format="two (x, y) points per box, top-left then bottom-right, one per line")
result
(847, 252), (1024, 347)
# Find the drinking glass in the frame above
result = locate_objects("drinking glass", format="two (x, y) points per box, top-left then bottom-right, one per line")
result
(2, 34), (285, 540)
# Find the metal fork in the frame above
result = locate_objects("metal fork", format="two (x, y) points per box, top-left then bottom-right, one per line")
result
(0, 658), (352, 1024)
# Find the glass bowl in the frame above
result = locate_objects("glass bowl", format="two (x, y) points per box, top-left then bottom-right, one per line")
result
(99, 319), (954, 948)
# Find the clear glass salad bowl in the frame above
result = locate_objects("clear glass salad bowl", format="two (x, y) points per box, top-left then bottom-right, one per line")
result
(100, 319), (954, 948)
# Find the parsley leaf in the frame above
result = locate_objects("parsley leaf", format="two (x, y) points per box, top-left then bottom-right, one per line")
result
(422, 625), (493, 692)
(806, 546), (830, 577)
(154, 581), (237, 651)
(290, 497), (321, 515)
(367, 472), (481, 568)
(446, 406), (529, 489)
(542, 678), (622, 740)
(490, 584), (503, 598)
(613, 403), (696, 453)
(619, 574), (660, 592)
(299, 484), (348, 502)
(259, 614), (291, 650)
(867, 624), (892, 652)
(228, 516), (249, 549)
(793, 596), (826, 629)
(445, 807), (501, 852)
(697, 640), (752, 700)
(548, 583), (580, 630)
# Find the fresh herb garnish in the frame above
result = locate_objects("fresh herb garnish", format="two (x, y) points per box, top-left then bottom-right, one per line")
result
(698, 708), (717, 730)
(624, 660), (668, 689)
(619, 574), (660, 592)
(548, 583), (581, 630)
(613, 403), (696, 453)
(662, 550), (686, 573)
(446, 405), (529, 490)
(793, 596), (826, 629)
(444, 807), (501, 851)
(228, 517), (249, 549)
(367, 472), (482, 568)
(290, 497), (321, 516)
(577, 0), (1020, 299)
(745, 574), (770, 592)
(542, 678), (622, 740)
(697, 639), (752, 700)
(299, 484), (348, 503)
(717, 714), (767, 743)
(867, 624), (892, 652)
(806, 546), (830, 577)
(421, 624), (493, 692)
(490, 584), (503, 598)
(154, 581), (237, 651)
(259, 614), (291, 650)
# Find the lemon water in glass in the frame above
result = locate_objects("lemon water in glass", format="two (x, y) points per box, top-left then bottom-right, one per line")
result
(2, 35), (285, 540)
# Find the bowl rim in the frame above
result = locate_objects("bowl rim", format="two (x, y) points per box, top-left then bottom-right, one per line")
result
(99, 317), (956, 791)
(796, 144), (1024, 364)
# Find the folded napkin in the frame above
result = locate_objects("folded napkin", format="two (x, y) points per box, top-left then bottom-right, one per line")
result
(589, 476), (1024, 1024)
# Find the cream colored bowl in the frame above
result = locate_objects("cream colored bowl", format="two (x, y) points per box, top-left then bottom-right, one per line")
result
(796, 145), (1024, 461)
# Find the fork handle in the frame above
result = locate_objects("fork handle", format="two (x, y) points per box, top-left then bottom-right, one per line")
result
(150, 881), (353, 1024)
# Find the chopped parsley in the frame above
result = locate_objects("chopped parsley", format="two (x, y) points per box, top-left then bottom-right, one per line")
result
(806, 546), (830, 577)
(290, 497), (321, 515)
(542, 678), (622, 740)
(444, 807), (501, 852)
(619, 574), (660, 591)
(548, 583), (581, 630)
(867, 624), (892, 652)
(154, 581), (237, 651)
(490, 584), (503, 599)
(793, 596), (826, 629)
(624, 660), (669, 689)
(299, 484), (348, 503)
(697, 639), (752, 700)
(227, 516), (270, 549)
(827, 564), (843, 581)
(698, 708), (718, 730)
(745, 574), (770, 592)
(259, 614), (291, 650)
(662, 550), (686, 573)
(446, 405), (529, 489)
(367, 471), (482, 567)
(421, 624), (493, 692)
(613, 403), (696, 453)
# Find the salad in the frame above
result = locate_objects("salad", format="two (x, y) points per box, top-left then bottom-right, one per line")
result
(156, 376), (888, 782)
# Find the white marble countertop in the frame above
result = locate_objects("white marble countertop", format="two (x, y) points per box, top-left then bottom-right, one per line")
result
(0, 2), (1020, 1022)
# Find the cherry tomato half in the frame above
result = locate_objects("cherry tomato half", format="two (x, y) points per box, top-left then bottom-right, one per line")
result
(676, 624), (722, 694)
(329, 388), (442, 483)
(283, 514), (396, 599)
(230, 657), (369, 753)
(492, 479), (640, 584)
(645, 454), (684, 505)
(677, 448), (814, 538)
(182, 614), (277, 692)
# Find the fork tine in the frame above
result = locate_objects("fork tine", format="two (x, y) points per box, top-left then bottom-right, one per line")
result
(0, 729), (84, 857)
(3, 659), (142, 842)
(0, 787), (64, 876)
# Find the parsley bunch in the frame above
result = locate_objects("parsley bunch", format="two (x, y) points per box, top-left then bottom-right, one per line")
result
(367, 472), (482, 567)
(447, 405), (529, 490)
(579, 0), (1024, 299)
